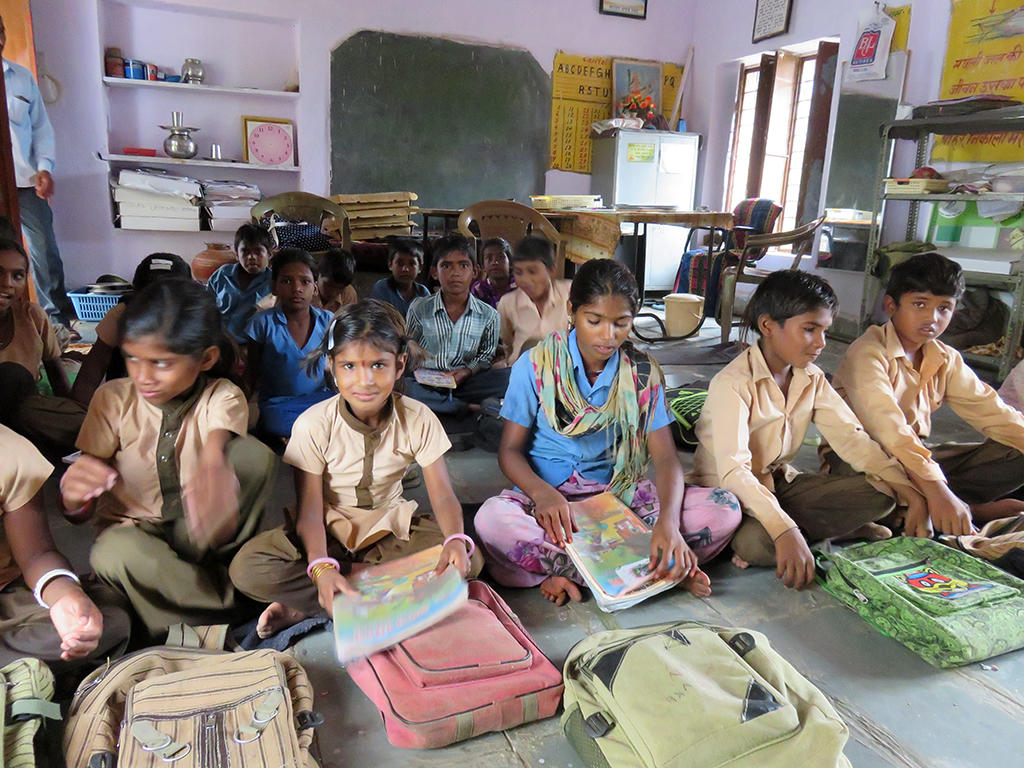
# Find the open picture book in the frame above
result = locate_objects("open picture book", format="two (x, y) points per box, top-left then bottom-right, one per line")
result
(333, 545), (468, 664)
(565, 492), (682, 612)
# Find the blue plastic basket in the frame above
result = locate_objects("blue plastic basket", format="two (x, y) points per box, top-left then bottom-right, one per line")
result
(68, 289), (122, 322)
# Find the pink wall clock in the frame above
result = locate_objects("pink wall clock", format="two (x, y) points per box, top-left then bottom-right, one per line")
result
(242, 116), (295, 167)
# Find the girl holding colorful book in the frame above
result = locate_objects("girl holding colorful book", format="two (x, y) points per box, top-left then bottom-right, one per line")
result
(229, 299), (482, 638)
(474, 259), (741, 606)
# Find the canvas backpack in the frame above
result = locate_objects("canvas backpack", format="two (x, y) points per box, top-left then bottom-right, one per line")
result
(0, 658), (61, 768)
(561, 621), (851, 768)
(816, 536), (1024, 668)
(63, 629), (321, 768)
(346, 580), (563, 749)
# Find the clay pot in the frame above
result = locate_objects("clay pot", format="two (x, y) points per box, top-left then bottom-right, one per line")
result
(191, 242), (235, 282)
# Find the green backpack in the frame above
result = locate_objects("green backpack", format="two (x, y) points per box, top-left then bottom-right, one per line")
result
(561, 621), (851, 768)
(816, 537), (1024, 668)
(0, 658), (61, 767)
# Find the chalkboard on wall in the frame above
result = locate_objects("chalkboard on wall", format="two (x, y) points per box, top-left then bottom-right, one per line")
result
(331, 31), (551, 211)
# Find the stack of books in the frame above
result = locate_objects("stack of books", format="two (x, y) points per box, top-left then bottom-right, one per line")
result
(112, 168), (202, 231)
(565, 492), (683, 612)
(203, 180), (262, 232)
(329, 191), (419, 241)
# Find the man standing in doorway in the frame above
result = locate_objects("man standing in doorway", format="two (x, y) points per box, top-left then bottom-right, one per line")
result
(1, 15), (77, 338)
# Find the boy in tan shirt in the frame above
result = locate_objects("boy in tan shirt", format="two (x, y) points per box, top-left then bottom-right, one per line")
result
(496, 236), (571, 365)
(832, 252), (1024, 537)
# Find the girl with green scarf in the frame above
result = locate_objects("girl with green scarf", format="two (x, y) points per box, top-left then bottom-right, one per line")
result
(474, 260), (741, 606)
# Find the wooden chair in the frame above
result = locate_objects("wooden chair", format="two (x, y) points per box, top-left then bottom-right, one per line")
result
(458, 199), (567, 277)
(718, 216), (826, 343)
(250, 191), (351, 250)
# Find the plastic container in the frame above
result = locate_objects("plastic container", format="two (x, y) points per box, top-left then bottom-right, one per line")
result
(663, 293), (704, 337)
(123, 59), (145, 80)
(68, 290), (121, 322)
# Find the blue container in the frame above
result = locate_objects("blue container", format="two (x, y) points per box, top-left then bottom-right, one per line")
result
(123, 59), (145, 80)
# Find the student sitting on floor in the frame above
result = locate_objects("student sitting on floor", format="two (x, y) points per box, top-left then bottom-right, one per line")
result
(831, 252), (1024, 537)
(0, 423), (130, 668)
(60, 279), (277, 639)
(474, 259), (742, 606)
(207, 223), (274, 341)
(691, 270), (926, 590)
(404, 234), (510, 415)
(369, 238), (430, 316)
(316, 248), (358, 313)
(229, 299), (482, 638)
(0, 237), (84, 453)
(245, 248), (334, 438)
(71, 252), (192, 407)
(496, 235), (571, 366)
(471, 237), (515, 308)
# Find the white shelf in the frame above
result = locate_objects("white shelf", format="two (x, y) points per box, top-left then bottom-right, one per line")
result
(102, 76), (298, 99)
(882, 192), (1024, 202)
(99, 152), (300, 173)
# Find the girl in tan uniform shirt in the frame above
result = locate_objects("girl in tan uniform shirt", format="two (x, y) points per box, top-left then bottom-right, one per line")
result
(60, 279), (277, 638)
(230, 299), (481, 639)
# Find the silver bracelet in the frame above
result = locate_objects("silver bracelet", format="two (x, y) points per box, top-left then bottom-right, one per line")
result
(33, 568), (81, 609)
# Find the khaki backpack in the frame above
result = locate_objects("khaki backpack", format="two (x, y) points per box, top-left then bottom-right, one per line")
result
(63, 628), (320, 768)
(1, 658), (61, 768)
(562, 621), (851, 768)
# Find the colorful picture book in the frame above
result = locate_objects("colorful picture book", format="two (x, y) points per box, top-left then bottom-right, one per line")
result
(333, 545), (467, 664)
(565, 492), (681, 612)
(414, 369), (458, 389)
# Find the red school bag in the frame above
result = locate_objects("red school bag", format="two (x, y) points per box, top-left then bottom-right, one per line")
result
(346, 580), (564, 748)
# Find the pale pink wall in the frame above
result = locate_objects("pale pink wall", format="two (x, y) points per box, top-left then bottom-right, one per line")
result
(682, 0), (952, 316)
(31, 0), (696, 284)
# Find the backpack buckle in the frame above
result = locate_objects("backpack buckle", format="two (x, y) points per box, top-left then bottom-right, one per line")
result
(296, 710), (324, 730)
(583, 711), (614, 738)
(728, 632), (756, 657)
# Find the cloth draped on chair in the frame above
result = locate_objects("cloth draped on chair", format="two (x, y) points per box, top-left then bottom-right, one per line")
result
(673, 198), (782, 318)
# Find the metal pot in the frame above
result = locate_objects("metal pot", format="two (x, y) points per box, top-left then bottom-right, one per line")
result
(160, 111), (199, 159)
(181, 58), (205, 85)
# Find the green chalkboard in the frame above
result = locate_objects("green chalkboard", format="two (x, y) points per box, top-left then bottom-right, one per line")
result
(330, 31), (551, 210)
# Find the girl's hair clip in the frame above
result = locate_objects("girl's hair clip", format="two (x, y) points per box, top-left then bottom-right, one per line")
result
(326, 316), (339, 352)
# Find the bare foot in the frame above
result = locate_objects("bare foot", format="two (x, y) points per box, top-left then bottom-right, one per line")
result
(731, 553), (750, 569)
(970, 499), (1024, 524)
(539, 576), (583, 606)
(838, 522), (892, 542)
(256, 602), (308, 639)
(681, 568), (712, 597)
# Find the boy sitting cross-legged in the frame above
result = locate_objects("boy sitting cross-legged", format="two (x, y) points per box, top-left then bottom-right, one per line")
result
(404, 234), (510, 415)
(831, 252), (1024, 537)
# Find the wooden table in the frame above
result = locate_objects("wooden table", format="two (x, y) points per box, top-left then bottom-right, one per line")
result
(557, 208), (734, 302)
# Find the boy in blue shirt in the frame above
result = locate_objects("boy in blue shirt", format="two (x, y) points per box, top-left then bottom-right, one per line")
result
(369, 239), (430, 316)
(208, 224), (274, 341)
(245, 248), (333, 438)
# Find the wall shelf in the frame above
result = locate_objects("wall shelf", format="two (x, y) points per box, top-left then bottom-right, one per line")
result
(102, 76), (299, 99)
(882, 192), (1024, 203)
(100, 152), (300, 172)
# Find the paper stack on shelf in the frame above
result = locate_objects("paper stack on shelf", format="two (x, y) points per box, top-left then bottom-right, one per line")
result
(329, 191), (418, 241)
(203, 179), (262, 232)
(112, 170), (202, 231)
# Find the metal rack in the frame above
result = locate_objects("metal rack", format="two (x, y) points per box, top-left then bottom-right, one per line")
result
(860, 105), (1024, 381)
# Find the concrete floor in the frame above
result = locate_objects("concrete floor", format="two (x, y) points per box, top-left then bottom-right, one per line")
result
(49, 316), (1022, 767)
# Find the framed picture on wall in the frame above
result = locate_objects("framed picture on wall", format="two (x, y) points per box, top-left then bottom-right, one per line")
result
(242, 116), (295, 167)
(612, 59), (662, 114)
(599, 0), (647, 20)
(752, 0), (793, 43)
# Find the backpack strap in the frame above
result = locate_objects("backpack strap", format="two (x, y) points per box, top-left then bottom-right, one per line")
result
(165, 623), (234, 651)
(234, 688), (285, 743)
(129, 722), (191, 761)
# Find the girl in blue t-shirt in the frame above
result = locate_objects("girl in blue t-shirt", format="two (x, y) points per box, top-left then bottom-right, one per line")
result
(244, 248), (334, 437)
(474, 259), (741, 606)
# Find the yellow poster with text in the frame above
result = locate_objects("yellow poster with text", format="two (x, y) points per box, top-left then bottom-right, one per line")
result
(934, 0), (1024, 162)
(550, 52), (686, 173)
